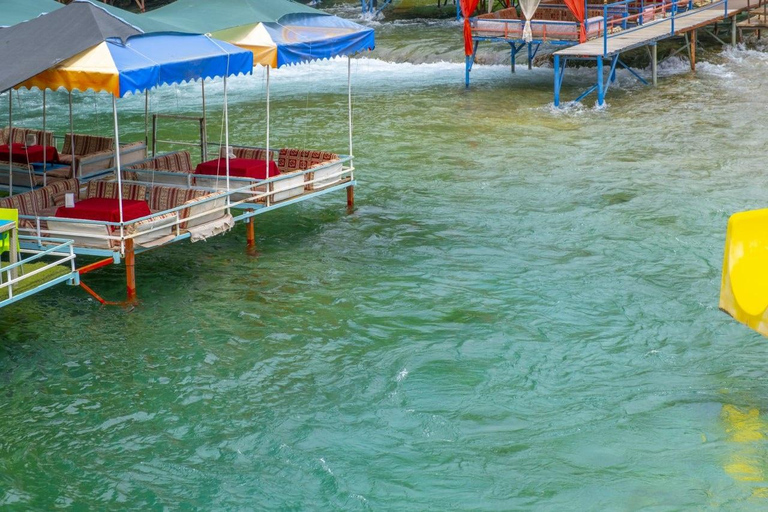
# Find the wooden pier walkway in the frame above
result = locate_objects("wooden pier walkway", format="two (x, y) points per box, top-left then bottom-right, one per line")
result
(551, 0), (766, 105)
(556, 0), (759, 57)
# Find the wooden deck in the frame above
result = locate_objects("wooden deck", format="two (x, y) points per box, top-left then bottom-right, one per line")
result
(556, 0), (763, 56)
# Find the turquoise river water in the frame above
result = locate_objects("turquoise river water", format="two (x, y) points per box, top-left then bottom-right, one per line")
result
(2, 16), (768, 510)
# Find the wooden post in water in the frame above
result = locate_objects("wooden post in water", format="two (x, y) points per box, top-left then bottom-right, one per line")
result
(246, 210), (255, 249)
(651, 43), (658, 86)
(347, 186), (355, 210)
(732, 16), (738, 46)
(125, 238), (137, 303)
(690, 29), (696, 72)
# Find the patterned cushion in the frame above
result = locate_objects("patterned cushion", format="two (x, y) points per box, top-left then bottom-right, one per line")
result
(125, 212), (177, 236)
(6, 128), (55, 147)
(45, 179), (79, 206)
(62, 134), (114, 157)
(0, 189), (47, 216)
(277, 148), (339, 173)
(127, 151), (193, 174)
(0, 179), (79, 231)
(220, 147), (276, 161)
(85, 181), (147, 201)
(0, 160), (33, 172)
(148, 186), (204, 212)
(45, 166), (73, 179)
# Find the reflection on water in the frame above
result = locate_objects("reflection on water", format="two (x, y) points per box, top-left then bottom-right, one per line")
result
(722, 404), (768, 499)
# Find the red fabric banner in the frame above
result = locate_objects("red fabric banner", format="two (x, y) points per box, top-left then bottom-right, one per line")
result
(460, 0), (481, 55)
(563, 0), (587, 42)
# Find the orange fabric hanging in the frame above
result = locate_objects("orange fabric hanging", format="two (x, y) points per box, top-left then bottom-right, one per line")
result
(460, 0), (481, 55)
(563, 0), (587, 42)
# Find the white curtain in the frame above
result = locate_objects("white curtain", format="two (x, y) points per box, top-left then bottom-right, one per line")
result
(520, 0), (541, 43)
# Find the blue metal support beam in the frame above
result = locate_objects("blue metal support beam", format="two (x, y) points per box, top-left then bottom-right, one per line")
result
(596, 57), (605, 106)
(509, 42), (525, 73)
(553, 54), (568, 107)
(465, 40), (479, 88)
(554, 54), (560, 106)
(574, 85), (599, 103)
(527, 42), (542, 70)
(617, 59), (649, 85)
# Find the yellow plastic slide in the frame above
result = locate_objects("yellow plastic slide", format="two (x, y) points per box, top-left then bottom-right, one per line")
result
(720, 209), (768, 336)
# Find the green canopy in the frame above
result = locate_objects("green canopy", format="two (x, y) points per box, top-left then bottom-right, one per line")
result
(87, 1), (185, 33)
(0, 0), (62, 28)
(145, 0), (324, 34)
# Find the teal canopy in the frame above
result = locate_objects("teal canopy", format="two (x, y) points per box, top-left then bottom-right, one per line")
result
(145, 0), (322, 33)
(0, 0), (62, 28)
(88, 2), (184, 34)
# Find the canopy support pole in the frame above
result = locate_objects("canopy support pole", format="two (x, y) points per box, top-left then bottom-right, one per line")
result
(112, 95), (125, 253)
(266, 66), (271, 208)
(347, 56), (354, 211)
(112, 94), (134, 303)
(201, 79), (208, 161)
(68, 92), (75, 178)
(42, 90), (47, 186)
(8, 92), (12, 196)
(144, 90), (149, 150)
(224, 75), (230, 198)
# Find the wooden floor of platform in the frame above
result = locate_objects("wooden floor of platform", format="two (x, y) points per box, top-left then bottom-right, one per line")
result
(556, 0), (763, 57)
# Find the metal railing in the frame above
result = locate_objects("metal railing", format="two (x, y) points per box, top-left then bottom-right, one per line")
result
(0, 236), (76, 307)
(602, 0), (727, 55)
(15, 157), (354, 253)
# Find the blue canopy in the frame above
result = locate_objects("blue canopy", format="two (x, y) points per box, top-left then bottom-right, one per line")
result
(22, 33), (254, 97)
(265, 14), (376, 67)
(144, 0), (374, 68)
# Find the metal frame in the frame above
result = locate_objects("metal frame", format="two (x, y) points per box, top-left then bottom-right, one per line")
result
(553, 53), (648, 106)
(0, 235), (78, 309)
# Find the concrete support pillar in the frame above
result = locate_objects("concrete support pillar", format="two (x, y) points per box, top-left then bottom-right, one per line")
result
(651, 43), (658, 86)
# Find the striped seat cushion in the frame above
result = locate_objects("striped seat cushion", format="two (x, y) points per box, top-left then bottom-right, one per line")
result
(220, 147), (276, 161)
(3, 127), (55, 147)
(148, 186), (205, 212)
(85, 181), (147, 202)
(0, 189), (48, 216)
(46, 179), (80, 204)
(62, 134), (114, 157)
(127, 151), (193, 174)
